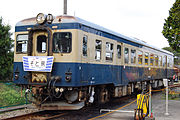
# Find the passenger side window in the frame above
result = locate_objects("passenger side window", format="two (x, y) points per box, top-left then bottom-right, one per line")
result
(106, 42), (113, 61)
(83, 35), (88, 56)
(155, 55), (158, 66)
(169, 57), (173, 67)
(162, 56), (166, 67)
(138, 51), (143, 65)
(95, 40), (102, 60)
(124, 48), (129, 64)
(131, 49), (136, 64)
(117, 45), (121, 59)
(167, 57), (170, 67)
(150, 54), (154, 66)
(145, 52), (149, 65)
(159, 56), (162, 66)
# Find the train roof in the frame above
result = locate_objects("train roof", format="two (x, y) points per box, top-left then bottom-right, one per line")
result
(16, 15), (173, 56)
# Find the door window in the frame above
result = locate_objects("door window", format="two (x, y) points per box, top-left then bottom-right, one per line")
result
(37, 35), (47, 53)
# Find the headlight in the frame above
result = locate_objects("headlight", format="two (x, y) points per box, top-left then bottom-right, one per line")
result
(65, 72), (72, 82)
(36, 13), (46, 24)
(15, 74), (19, 80)
(47, 14), (54, 24)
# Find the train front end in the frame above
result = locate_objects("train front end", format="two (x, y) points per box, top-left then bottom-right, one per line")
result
(13, 13), (85, 110)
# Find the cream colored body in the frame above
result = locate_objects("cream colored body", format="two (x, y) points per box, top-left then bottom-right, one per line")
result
(14, 29), (173, 70)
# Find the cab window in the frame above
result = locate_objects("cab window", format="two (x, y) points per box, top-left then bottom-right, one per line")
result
(53, 32), (72, 53)
(16, 34), (28, 53)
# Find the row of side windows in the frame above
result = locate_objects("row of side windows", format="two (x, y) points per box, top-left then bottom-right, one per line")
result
(82, 35), (173, 67)
(124, 47), (173, 67)
(82, 36), (119, 61)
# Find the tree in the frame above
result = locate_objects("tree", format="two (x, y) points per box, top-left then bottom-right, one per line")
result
(0, 17), (14, 81)
(162, 0), (180, 52)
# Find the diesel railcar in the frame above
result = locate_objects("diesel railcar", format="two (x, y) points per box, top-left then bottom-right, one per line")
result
(13, 13), (174, 110)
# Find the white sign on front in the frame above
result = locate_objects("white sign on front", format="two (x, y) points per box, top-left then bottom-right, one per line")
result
(22, 56), (54, 72)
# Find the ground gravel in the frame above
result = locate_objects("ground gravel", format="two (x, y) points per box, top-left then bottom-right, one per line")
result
(0, 106), (39, 119)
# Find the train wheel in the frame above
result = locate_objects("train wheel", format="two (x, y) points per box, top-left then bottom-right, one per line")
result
(95, 86), (109, 104)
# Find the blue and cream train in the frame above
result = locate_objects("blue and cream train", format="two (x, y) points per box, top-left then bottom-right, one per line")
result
(13, 13), (174, 110)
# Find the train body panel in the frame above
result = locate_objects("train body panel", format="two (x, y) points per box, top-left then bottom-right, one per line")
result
(13, 61), (174, 86)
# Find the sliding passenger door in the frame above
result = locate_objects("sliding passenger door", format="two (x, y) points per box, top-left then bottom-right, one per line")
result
(80, 34), (90, 84)
(115, 43), (123, 85)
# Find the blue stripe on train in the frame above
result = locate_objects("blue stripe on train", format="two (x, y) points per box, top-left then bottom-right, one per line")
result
(13, 62), (174, 87)
(15, 23), (142, 48)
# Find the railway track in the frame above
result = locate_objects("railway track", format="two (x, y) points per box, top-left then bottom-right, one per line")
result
(2, 88), (166, 120)
(1, 95), (135, 120)
(3, 110), (67, 120)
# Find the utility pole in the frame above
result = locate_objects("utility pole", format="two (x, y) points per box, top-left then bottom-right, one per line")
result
(64, 0), (67, 15)
(149, 83), (152, 117)
(163, 79), (169, 116)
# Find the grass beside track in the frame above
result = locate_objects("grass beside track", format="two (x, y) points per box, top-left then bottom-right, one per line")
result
(0, 82), (27, 108)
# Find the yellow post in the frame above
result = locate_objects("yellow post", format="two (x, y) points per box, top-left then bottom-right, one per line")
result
(137, 94), (149, 117)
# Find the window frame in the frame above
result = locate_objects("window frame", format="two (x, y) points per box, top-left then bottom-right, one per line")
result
(167, 57), (170, 67)
(82, 35), (88, 57)
(162, 55), (167, 67)
(155, 55), (159, 66)
(16, 34), (28, 54)
(36, 35), (47, 53)
(117, 44), (122, 59)
(158, 56), (162, 66)
(105, 42), (114, 61)
(131, 49), (136, 64)
(95, 40), (102, 61)
(150, 54), (154, 66)
(138, 51), (143, 65)
(124, 47), (129, 64)
(145, 52), (149, 66)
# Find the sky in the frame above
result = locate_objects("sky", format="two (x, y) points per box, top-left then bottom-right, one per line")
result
(0, 0), (175, 49)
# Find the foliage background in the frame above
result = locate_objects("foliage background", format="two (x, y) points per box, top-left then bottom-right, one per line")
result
(0, 17), (14, 81)
(162, 0), (180, 53)
(0, 82), (26, 108)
